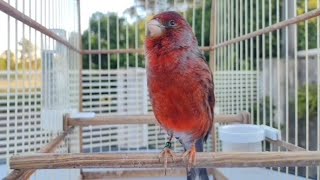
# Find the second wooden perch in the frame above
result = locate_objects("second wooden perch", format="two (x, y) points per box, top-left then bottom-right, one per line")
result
(66, 112), (251, 127)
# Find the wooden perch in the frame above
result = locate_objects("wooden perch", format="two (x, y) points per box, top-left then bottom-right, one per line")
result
(5, 127), (74, 180)
(81, 168), (227, 180)
(67, 112), (250, 127)
(10, 151), (320, 170)
(266, 138), (305, 152)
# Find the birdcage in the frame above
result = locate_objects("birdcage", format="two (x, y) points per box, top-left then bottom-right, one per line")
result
(0, 0), (319, 179)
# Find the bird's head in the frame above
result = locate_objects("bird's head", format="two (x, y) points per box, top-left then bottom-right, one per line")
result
(147, 11), (190, 38)
(146, 11), (195, 48)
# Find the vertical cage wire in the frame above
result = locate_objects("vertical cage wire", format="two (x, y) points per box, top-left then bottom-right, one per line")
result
(216, 0), (220, 73)
(318, 0), (320, 179)
(240, 0), (244, 112)
(227, 0), (230, 114)
(231, 0), (234, 114)
(284, 4), (289, 170)
(222, 0), (225, 110)
(5, 0), (11, 172)
(250, 0), (254, 121)
(256, 0), (260, 125)
(294, 0), (299, 177)
(245, 0), (249, 112)
(13, 0), (18, 157)
(268, 0), (273, 129)
(262, 0), (266, 128)
(304, 0), (310, 178)
(276, 0), (281, 173)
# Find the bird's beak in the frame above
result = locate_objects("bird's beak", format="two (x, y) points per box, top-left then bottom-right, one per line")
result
(147, 19), (164, 38)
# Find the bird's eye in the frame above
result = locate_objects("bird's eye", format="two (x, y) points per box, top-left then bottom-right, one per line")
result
(168, 20), (176, 26)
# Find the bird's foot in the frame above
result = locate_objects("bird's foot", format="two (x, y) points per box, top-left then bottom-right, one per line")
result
(159, 141), (176, 175)
(182, 144), (196, 172)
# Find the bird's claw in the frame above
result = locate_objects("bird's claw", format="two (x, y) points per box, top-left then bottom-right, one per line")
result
(182, 145), (196, 172)
(159, 142), (176, 175)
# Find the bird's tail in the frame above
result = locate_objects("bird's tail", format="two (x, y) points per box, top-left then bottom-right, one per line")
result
(187, 139), (210, 180)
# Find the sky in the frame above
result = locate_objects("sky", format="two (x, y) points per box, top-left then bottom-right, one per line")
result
(0, 0), (134, 54)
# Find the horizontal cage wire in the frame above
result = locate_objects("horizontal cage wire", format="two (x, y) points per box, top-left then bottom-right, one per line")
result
(0, 0), (319, 180)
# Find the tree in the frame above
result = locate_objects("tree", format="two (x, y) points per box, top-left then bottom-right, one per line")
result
(0, 50), (15, 70)
(185, 0), (212, 63)
(296, 85), (318, 121)
(82, 12), (146, 69)
(297, 0), (318, 50)
(221, 0), (318, 71)
(19, 38), (34, 60)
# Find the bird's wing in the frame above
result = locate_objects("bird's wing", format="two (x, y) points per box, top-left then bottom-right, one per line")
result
(193, 48), (215, 142)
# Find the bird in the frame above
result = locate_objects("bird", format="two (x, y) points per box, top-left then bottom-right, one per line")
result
(145, 11), (215, 180)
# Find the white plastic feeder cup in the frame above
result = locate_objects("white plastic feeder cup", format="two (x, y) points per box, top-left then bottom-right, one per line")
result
(219, 124), (265, 152)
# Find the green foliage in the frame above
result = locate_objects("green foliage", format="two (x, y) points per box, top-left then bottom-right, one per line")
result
(237, 0), (283, 60)
(185, 0), (211, 48)
(0, 57), (42, 71)
(229, 0), (318, 70)
(82, 1), (214, 69)
(82, 12), (146, 69)
(0, 58), (8, 70)
(297, 20), (318, 50)
(82, 0), (319, 70)
(297, 0), (319, 50)
(185, 0), (212, 62)
(0, 50), (16, 70)
(250, 96), (278, 127)
(0, 39), (41, 71)
(297, 85), (318, 121)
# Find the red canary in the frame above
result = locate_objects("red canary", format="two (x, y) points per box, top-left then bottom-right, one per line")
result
(145, 11), (215, 180)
